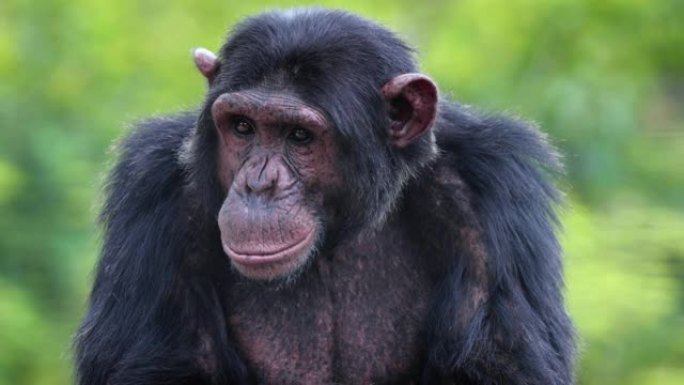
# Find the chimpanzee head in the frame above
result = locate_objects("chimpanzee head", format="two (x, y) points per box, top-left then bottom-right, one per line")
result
(185, 9), (439, 280)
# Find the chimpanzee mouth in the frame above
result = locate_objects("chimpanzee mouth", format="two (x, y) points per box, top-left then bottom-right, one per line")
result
(222, 229), (317, 266)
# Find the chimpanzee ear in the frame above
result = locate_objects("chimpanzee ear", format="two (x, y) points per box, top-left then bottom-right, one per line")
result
(193, 47), (219, 84)
(381, 73), (438, 148)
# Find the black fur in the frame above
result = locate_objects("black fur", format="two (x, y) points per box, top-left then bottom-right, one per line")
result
(75, 8), (575, 385)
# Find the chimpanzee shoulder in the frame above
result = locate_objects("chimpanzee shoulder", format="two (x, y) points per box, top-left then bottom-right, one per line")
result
(102, 113), (195, 219)
(409, 102), (573, 384)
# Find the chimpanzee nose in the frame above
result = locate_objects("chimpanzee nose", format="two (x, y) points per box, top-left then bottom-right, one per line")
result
(242, 155), (279, 196)
(246, 174), (276, 194)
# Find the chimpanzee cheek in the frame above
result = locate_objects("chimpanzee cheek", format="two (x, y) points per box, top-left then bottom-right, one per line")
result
(297, 138), (341, 187)
(217, 138), (247, 191)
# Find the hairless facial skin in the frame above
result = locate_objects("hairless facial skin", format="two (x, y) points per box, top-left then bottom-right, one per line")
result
(75, 9), (575, 385)
(212, 91), (332, 279)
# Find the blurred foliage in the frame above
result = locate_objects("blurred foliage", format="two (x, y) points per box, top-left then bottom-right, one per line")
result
(0, 0), (682, 384)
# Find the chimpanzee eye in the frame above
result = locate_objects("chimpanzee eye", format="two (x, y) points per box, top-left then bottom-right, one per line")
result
(232, 117), (255, 136)
(288, 127), (312, 144)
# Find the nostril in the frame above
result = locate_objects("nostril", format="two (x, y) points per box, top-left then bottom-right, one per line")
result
(246, 177), (276, 195)
(246, 179), (258, 193)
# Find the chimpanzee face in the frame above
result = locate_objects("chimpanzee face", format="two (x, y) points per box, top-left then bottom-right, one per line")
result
(212, 88), (341, 280)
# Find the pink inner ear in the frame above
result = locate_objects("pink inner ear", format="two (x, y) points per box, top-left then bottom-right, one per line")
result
(193, 48), (218, 81)
(382, 73), (438, 147)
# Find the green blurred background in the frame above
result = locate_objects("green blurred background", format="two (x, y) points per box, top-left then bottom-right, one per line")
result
(1, 0), (682, 384)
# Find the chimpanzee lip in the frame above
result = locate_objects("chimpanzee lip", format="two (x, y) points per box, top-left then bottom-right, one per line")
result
(222, 229), (316, 266)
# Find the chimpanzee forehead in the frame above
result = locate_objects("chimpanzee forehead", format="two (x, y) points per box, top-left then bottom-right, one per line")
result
(217, 9), (417, 86)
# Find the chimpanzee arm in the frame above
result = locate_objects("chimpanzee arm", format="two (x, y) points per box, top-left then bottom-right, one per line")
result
(74, 115), (250, 385)
(422, 104), (575, 385)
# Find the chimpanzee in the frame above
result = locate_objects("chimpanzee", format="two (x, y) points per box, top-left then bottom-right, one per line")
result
(74, 8), (575, 385)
